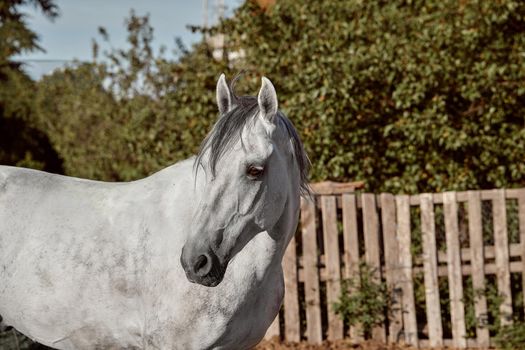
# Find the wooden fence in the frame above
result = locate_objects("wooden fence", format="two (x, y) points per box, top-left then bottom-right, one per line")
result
(264, 183), (525, 348)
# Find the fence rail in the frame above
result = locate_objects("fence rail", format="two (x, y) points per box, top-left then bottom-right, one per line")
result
(265, 185), (525, 348)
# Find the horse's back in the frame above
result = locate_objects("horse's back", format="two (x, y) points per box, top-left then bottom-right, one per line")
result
(0, 165), (124, 254)
(0, 166), (149, 348)
(0, 166), (119, 220)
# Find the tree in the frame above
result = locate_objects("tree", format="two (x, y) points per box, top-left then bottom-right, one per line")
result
(0, 0), (62, 173)
(0, 0), (58, 73)
(218, 0), (525, 193)
(34, 12), (234, 181)
(31, 1), (525, 194)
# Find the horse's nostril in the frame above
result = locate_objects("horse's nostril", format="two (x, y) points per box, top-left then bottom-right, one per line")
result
(194, 254), (211, 276)
(195, 255), (208, 270)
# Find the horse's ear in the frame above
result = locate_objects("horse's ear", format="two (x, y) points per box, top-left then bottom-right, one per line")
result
(258, 77), (278, 122)
(216, 73), (232, 116)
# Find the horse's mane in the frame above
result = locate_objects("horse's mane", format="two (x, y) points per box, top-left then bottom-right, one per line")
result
(194, 87), (310, 197)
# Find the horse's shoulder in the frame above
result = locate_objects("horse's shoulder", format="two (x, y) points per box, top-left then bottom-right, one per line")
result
(0, 167), (7, 191)
(0, 165), (29, 178)
(0, 166), (60, 193)
(0, 165), (53, 180)
(0, 166), (33, 191)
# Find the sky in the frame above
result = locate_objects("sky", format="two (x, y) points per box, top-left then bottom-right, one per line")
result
(17, 0), (241, 78)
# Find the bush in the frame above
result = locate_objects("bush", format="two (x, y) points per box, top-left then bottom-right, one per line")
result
(333, 263), (388, 337)
(494, 322), (525, 350)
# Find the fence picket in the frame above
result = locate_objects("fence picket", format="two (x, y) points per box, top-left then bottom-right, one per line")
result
(283, 236), (300, 342)
(395, 195), (419, 347)
(265, 313), (280, 340)
(362, 194), (386, 341)
(519, 189), (525, 316)
(420, 193), (443, 347)
(362, 194), (387, 341)
(380, 193), (403, 344)
(300, 197), (323, 344)
(467, 190), (490, 347)
(342, 193), (363, 341)
(492, 189), (513, 326)
(443, 191), (467, 348)
(321, 196), (344, 340)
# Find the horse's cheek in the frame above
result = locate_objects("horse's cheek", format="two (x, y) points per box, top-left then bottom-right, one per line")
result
(267, 190), (285, 222)
(237, 182), (260, 215)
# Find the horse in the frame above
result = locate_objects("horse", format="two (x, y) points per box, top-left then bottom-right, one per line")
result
(0, 75), (310, 349)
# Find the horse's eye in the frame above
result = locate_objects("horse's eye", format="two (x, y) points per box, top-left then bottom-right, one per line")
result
(246, 165), (264, 179)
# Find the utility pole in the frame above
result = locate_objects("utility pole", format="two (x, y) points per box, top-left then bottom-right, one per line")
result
(203, 0), (208, 38)
(203, 0), (225, 28)
(216, 0), (225, 23)
(203, 0), (229, 61)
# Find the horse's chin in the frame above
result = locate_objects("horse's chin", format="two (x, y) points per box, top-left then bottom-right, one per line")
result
(200, 277), (223, 287)
(187, 273), (224, 287)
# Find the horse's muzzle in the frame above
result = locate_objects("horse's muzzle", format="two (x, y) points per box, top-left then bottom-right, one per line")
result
(180, 245), (226, 287)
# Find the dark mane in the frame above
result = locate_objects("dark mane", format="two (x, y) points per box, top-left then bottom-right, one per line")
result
(194, 94), (310, 196)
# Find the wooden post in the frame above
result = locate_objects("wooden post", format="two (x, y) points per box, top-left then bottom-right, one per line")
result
(492, 189), (513, 326)
(395, 195), (419, 347)
(381, 193), (403, 344)
(300, 198), (323, 344)
(443, 191), (467, 348)
(362, 193), (386, 341)
(342, 194), (359, 283)
(342, 193), (363, 341)
(420, 193), (443, 347)
(283, 236), (300, 342)
(321, 196), (344, 340)
(518, 189), (525, 317)
(467, 190), (490, 347)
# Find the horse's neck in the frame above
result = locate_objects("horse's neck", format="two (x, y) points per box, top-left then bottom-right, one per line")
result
(144, 157), (202, 245)
(154, 157), (201, 205)
(273, 194), (301, 257)
(258, 183), (301, 275)
(271, 161), (302, 257)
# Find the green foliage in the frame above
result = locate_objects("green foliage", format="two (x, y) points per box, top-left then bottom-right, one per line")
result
(21, 0), (525, 191)
(0, 0), (62, 172)
(0, 0), (58, 64)
(219, 0), (525, 193)
(461, 280), (504, 338)
(479, 277), (525, 350)
(32, 12), (235, 181)
(494, 322), (525, 350)
(429, 276), (525, 348)
(485, 282), (507, 335)
(333, 263), (388, 336)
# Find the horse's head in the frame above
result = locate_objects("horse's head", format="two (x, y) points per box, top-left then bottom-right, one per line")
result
(180, 74), (309, 287)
